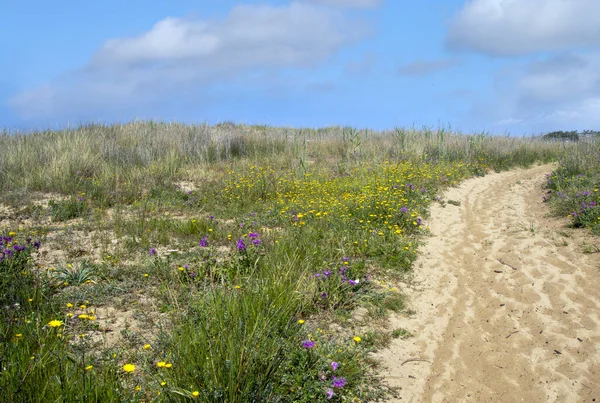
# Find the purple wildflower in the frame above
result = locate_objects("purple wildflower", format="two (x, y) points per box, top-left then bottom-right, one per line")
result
(302, 340), (315, 349)
(326, 389), (334, 399)
(332, 376), (347, 388)
(236, 238), (246, 251)
(149, 247), (157, 256)
(252, 238), (261, 246)
(321, 292), (327, 298)
(323, 270), (331, 278)
(400, 207), (409, 213)
(199, 236), (209, 247)
(348, 279), (357, 286)
(331, 362), (339, 371)
(248, 232), (259, 238)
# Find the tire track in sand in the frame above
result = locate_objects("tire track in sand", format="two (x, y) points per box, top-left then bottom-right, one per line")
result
(374, 164), (600, 402)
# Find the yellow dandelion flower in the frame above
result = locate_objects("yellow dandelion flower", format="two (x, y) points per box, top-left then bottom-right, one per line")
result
(85, 365), (93, 371)
(160, 381), (166, 386)
(123, 364), (136, 373)
(192, 391), (200, 397)
(48, 320), (63, 328)
(8, 231), (16, 237)
(157, 361), (166, 368)
(353, 336), (362, 343)
(66, 303), (73, 308)
(78, 314), (89, 320)
(297, 319), (305, 325)
(143, 344), (151, 350)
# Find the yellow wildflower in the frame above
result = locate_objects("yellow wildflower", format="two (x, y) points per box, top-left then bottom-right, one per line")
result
(123, 364), (136, 373)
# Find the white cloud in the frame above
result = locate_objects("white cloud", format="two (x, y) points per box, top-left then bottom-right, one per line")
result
(516, 54), (600, 104)
(299, 0), (381, 8)
(476, 52), (600, 132)
(447, 0), (600, 56)
(10, 3), (370, 120)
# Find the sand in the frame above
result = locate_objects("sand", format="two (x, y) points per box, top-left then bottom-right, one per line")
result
(375, 164), (600, 402)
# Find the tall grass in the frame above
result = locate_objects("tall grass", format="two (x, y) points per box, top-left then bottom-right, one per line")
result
(1, 121), (592, 402)
(0, 121), (567, 205)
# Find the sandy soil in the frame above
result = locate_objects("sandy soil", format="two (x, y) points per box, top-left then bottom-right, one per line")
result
(375, 164), (600, 402)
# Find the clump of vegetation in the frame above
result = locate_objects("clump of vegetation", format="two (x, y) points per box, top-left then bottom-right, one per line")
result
(543, 136), (600, 234)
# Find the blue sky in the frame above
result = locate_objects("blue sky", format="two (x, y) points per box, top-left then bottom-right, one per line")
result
(2, 0), (600, 135)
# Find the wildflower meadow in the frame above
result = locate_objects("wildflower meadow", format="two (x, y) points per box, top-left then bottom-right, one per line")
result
(0, 122), (598, 402)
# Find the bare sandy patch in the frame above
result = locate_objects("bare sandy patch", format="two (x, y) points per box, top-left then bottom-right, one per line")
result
(375, 164), (600, 402)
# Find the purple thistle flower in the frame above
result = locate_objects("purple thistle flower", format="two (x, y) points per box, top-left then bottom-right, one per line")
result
(332, 376), (347, 388)
(331, 362), (339, 371)
(236, 238), (246, 251)
(302, 340), (315, 349)
(199, 236), (209, 247)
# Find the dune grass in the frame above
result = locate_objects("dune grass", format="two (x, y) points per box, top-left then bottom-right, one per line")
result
(0, 121), (594, 401)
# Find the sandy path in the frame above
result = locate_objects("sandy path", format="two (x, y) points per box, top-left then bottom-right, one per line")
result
(375, 164), (600, 402)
